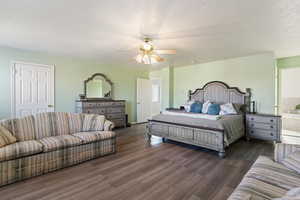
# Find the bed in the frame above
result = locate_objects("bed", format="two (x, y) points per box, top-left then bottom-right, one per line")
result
(146, 81), (251, 157)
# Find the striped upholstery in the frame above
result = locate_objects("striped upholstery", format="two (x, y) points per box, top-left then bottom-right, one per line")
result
(73, 131), (116, 144)
(39, 135), (83, 152)
(34, 112), (54, 139)
(0, 140), (43, 162)
(54, 112), (70, 136)
(92, 115), (105, 131)
(0, 139), (116, 186)
(0, 119), (14, 133)
(228, 145), (300, 200)
(82, 114), (97, 131)
(104, 120), (115, 131)
(274, 143), (300, 164)
(281, 151), (300, 174)
(11, 115), (36, 141)
(0, 112), (115, 187)
(68, 113), (83, 134)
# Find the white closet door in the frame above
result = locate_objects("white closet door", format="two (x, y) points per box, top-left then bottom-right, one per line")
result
(12, 62), (55, 118)
(137, 78), (151, 123)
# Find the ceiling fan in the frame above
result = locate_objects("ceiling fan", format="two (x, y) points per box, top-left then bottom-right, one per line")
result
(135, 38), (176, 64)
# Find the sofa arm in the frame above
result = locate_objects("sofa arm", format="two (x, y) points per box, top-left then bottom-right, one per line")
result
(104, 120), (114, 131)
(274, 143), (300, 163)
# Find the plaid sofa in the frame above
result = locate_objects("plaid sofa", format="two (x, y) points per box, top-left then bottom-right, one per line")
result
(0, 112), (116, 187)
(228, 143), (300, 200)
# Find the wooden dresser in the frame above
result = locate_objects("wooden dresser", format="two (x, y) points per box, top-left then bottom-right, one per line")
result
(246, 113), (281, 142)
(76, 99), (126, 128)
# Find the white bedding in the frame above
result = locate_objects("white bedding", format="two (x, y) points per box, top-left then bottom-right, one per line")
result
(162, 110), (221, 120)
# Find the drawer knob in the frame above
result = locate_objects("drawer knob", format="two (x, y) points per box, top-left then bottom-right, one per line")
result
(270, 126), (273, 129)
(270, 119), (274, 122)
(251, 124), (254, 127)
(251, 118), (254, 120)
(251, 130), (254, 134)
(270, 133), (274, 136)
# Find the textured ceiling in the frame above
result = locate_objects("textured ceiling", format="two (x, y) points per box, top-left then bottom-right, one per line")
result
(1, 0), (300, 68)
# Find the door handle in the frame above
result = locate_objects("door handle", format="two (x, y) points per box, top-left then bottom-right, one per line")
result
(48, 105), (54, 108)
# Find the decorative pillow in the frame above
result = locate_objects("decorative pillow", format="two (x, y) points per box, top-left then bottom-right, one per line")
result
(273, 187), (300, 200)
(0, 125), (17, 148)
(183, 100), (195, 112)
(92, 115), (106, 131)
(207, 104), (221, 115)
(219, 103), (237, 115)
(202, 100), (211, 114)
(190, 102), (203, 113)
(281, 151), (300, 174)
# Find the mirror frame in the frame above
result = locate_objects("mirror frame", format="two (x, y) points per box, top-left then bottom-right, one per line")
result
(83, 73), (113, 99)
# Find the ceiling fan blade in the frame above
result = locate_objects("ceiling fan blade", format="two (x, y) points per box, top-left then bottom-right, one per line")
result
(154, 50), (177, 55)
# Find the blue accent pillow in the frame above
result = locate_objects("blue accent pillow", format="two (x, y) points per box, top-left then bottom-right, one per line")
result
(207, 104), (221, 115)
(190, 102), (203, 113)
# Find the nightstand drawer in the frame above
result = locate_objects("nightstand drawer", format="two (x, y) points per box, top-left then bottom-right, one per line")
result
(248, 129), (277, 140)
(246, 115), (278, 124)
(247, 122), (277, 130)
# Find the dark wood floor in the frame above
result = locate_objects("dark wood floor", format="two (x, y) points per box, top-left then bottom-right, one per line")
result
(0, 124), (273, 200)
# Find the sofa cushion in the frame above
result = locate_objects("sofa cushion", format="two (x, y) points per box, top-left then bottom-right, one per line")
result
(68, 113), (83, 134)
(0, 140), (43, 162)
(72, 131), (116, 144)
(39, 135), (83, 152)
(34, 112), (54, 139)
(34, 112), (71, 139)
(91, 115), (106, 131)
(228, 177), (287, 200)
(246, 156), (300, 190)
(54, 112), (70, 136)
(82, 114), (98, 131)
(11, 115), (36, 141)
(281, 151), (300, 174)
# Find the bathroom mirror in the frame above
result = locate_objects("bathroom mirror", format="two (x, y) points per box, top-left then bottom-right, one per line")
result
(83, 73), (113, 99)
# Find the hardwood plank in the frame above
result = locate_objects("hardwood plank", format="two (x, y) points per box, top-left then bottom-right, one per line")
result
(0, 124), (273, 200)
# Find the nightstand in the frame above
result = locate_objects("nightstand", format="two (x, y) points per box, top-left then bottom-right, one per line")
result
(246, 113), (281, 142)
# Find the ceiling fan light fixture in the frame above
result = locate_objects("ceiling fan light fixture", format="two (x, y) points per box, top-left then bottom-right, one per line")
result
(135, 53), (163, 65)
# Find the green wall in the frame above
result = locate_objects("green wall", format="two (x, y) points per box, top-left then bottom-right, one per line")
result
(0, 46), (148, 121)
(277, 55), (300, 69)
(173, 53), (276, 114)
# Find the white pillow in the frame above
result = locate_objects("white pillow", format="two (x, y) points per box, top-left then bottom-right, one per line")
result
(202, 100), (211, 114)
(219, 103), (237, 115)
(183, 100), (195, 112)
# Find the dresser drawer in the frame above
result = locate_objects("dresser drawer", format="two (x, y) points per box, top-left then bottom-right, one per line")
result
(247, 122), (277, 131)
(106, 113), (124, 119)
(96, 108), (106, 115)
(107, 107), (125, 113)
(248, 128), (277, 141)
(246, 115), (278, 124)
(83, 102), (98, 108)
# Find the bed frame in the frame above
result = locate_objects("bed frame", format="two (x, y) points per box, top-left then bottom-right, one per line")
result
(146, 81), (251, 158)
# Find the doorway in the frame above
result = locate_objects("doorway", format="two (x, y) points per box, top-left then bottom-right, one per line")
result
(278, 67), (300, 144)
(11, 61), (55, 118)
(136, 78), (151, 123)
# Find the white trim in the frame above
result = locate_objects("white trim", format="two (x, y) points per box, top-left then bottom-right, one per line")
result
(10, 61), (55, 118)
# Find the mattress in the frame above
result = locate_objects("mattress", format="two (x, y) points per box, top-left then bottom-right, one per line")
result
(151, 111), (245, 145)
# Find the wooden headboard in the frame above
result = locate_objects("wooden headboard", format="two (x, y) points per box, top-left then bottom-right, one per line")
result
(188, 81), (251, 111)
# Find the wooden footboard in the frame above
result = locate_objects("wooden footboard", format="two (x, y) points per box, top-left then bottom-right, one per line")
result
(146, 120), (226, 158)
